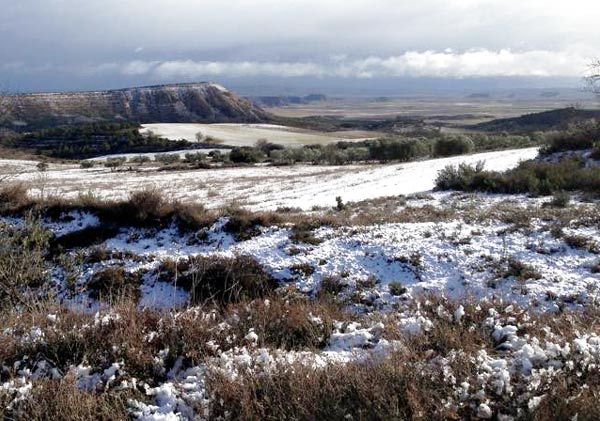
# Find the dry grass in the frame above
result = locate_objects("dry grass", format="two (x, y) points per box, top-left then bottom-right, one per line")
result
(4, 378), (138, 421)
(0, 295), (598, 419)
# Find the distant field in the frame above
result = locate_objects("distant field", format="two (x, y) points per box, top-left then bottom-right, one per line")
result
(265, 95), (600, 125)
(142, 123), (382, 147)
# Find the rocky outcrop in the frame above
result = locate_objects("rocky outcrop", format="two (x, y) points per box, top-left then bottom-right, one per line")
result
(0, 82), (271, 129)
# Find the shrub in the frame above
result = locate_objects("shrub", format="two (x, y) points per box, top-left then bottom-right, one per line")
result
(229, 147), (265, 164)
(436, 159), (600, 196)
(79, 160), (95, 169)
(178, 255), (277, 305)
(229, 296), (337, 350)
(154, 153), (181, 165)
(290, 262), (315, 277)
(130, 155), (151, 165)
(367, 138), (431, 162)
(433, 136), (474, 157)
(541, 119), (600, 154)
(121, 188), (168, 225)
(183, 152), (207, 164)
(434, 161), (486, 191)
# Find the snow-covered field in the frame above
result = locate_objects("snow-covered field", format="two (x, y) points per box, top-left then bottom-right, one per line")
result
(2, 145), (599, 419)
(141, 123), (380, 147)
(0, 147), (538, 211)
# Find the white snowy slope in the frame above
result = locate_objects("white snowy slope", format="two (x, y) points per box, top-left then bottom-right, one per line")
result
(0, 147), (538, 211)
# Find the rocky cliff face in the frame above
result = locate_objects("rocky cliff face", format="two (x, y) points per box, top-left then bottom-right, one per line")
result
(0, 82), (271, 129)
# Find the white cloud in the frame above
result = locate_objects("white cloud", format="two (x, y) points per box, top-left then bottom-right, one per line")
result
(119, 50), (589, 79)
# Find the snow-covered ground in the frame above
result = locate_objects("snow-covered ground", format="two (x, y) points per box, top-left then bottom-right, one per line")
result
(141, 123), (380, 147)
(1, 190), (598, 419)
(0, 147), (538, 211)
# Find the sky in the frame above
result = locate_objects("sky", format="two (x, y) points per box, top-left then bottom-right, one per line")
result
(1, 0), (599, 93)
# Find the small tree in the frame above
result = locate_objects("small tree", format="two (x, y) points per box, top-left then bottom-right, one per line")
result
(35, 161), (49, 201)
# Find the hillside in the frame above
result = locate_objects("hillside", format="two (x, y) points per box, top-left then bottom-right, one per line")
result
(472, 107), (600, 132)
(0, 82), (271, 130)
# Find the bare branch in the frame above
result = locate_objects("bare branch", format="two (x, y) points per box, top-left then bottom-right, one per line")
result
(585, 59), (600, 94)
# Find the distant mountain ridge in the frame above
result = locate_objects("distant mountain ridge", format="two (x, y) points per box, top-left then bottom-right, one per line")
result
(0, 82), (271, 129)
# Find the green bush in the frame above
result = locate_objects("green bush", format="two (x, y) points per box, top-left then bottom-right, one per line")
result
(433, 136), (474, 157)
(435, 159), (600, 196)
(229, 147), (265, 164)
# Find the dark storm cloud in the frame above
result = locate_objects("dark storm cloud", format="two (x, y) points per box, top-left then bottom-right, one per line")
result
(1, 0), (599, 91)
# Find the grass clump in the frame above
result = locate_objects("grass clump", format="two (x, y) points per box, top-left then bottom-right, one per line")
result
(563, 234), (599, 253)
(388, 281), (407, 296)
(0, 215), (50, 307)
(5, 378), (137, 421)
(503, 258), (542, 281)
(289, 221), (324, 246)
(223, 206), (282, 241)
(87, 266), (142, 302)
(178, 255), (277, 305)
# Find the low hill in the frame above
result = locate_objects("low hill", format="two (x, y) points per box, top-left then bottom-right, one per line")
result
(0, 82), (271, 130)
(473, 107), (600, 132)
(250, 94), (327, 107)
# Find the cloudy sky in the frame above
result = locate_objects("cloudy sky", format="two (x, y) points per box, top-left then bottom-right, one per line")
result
(1, 0), (599, 93)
